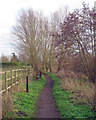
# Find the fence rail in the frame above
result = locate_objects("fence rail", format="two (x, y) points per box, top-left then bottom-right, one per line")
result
(0, 68), (31, 94)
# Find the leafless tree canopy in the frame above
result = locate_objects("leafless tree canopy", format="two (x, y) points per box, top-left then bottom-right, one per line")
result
(12, 3), (96, 82)
(12, 9), (55, 75)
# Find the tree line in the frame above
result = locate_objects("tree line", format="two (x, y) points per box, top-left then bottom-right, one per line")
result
(12, 3), (96, 82)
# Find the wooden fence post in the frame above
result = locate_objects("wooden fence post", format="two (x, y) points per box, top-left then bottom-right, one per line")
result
(26, 76), (28, 92)
(5, 72), (8, 94)
(17, 69), (19, 82)
(21, 70), (22, 83)
(15, 70), (17, 84)
(18, 69), (20, 81)
(11, 70), (13, 90)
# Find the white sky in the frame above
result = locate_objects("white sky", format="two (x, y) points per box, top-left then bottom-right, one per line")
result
(0, 0), (95, 57)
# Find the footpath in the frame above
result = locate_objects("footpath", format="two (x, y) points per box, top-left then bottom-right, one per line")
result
(36, 73), (60, 118)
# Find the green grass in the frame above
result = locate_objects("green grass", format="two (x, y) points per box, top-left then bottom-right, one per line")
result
(46, 72), (96, 119)
(6, 75), (46, 118)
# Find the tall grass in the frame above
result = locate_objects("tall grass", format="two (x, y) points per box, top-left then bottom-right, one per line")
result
(56, 70), (95, 107)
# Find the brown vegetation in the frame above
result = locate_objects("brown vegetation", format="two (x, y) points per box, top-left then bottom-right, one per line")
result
(56, 70), (95, 110)
(53, 3), (96, 83)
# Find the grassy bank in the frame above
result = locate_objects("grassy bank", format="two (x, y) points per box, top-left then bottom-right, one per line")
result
(46, 72), (96, 119)
(5, 75), (46, 118)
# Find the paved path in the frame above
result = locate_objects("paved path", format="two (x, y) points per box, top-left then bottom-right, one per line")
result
(36, 74), (60, 118)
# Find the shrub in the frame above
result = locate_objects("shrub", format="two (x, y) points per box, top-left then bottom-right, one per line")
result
(2, 62), (19, 68)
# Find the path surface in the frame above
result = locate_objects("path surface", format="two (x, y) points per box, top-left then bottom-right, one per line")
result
(36, 74), (60, 118)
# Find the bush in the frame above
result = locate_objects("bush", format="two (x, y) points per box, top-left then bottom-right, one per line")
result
(2, 62), (19, 68)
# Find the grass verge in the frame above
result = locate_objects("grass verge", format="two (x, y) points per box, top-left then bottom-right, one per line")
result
(5, 75), (46, 118)
(46, 72), (96, 119)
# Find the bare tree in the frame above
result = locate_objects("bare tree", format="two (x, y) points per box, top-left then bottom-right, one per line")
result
(12, 9), (55, 75)
(12, 9), (43, 76)
(53, 3), (95, 82)
(50, 7), (71, 71)
(1, 54), (9, 63)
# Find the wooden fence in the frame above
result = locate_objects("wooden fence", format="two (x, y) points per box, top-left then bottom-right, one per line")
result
(0, 68), (31, 94)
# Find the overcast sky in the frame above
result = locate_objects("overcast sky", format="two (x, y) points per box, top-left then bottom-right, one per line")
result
(0, 0), (95, 57)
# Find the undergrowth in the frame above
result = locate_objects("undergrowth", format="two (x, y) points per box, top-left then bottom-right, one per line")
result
(5, 75), (46, 118)
(46, 72), (96, 119)
(56, 70), (95, 107)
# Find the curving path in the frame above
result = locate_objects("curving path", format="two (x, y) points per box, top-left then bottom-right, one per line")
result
(36, 74), (60, 118)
